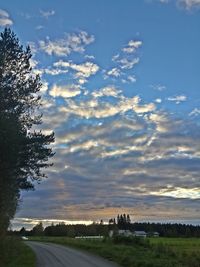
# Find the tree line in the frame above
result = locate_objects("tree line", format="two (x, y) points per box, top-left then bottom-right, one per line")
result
(10, 214), (200, 238)
(0, 28), (54, 235)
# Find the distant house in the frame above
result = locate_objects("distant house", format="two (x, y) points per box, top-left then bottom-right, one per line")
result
(146, 231), (160, 237)
(109, 229), (134, 237)
(118, 229), (134, 237)
(109, 229), (158, 238)
(134, 231), (147, 238)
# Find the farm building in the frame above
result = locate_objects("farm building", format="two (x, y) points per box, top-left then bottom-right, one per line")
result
(134, 231), (147, 238)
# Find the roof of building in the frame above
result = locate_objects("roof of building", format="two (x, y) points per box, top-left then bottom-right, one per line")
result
(134, 231), (147, 234)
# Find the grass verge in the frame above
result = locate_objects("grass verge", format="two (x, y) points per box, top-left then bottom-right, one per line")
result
(0, 236), (35, 267)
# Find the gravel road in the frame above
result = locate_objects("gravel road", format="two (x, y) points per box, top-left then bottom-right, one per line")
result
(26, 241), (120, 267)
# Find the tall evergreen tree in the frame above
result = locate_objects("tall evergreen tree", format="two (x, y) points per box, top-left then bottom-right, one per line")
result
(0, 28), (54, 234)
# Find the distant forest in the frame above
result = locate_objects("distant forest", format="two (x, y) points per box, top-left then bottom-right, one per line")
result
(10, 214), (200, 238)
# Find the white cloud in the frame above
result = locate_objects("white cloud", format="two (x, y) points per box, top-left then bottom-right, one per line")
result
(121, 75), (137, 83)
(155, 98), (162, 103)
(44, 68), (69, 76)
(29, 59), (38, 69)
(40, 81), (49, 94)
(39, 31), (94, 57)
(69, 140), (99, 153)
(54, 60), (99, 83)
(60, 96), (140, 119)
(40, 10), (55, 19)
(60, 95), (156, 119)
(110, 39), (141, 78)
(122, 40), (142, 53)
(92, 86), (122, 98)
(112, 54), (120, 61)
(127, 75), (137, 83)
(134, 102), (156, 113)
(107, 67), (121, 77)
(167, 95), (187, 104)
(39, 39), (70, 56)
(189, 108), (200, 117)
(49, 84), (82, 98)
(150, 187), (200, 199)
(85, 54), (95, 59)
(0, 9), (13, 26)
(101, 146), (139, 158)
(72, 62), (99, 78)
(118, 57), (140, 69)
(149, 112), (171, 133)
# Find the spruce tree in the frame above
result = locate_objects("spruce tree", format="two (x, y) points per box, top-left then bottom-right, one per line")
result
(0, 28), (54, 234)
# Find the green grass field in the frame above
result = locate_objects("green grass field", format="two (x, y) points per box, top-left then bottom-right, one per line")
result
(150, 237), (200, 251)
(0, 236), (35, 267)
(30, 236), (200, 267)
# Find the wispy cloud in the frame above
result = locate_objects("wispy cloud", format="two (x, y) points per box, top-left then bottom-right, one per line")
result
(0, 9), (13, 26)
(178, 0), (200, 9)
(112, 38), (142, 70)
(122, 40), (142, 53)
(150, 84), (166, 91)
(92, 86), (122, 98)
(152, 0), (200, 9)
(189, 108), (200, 116)
(103, 38), (142, 83)
(39, 31), (94, 56)
(43, 68), (69, 76)
(40, 9), (55, 19)
(106, 67), (121, 78)
(167, 95), (187, 104)
(36, 25), (44, 30)
(118, 57), (140, 70)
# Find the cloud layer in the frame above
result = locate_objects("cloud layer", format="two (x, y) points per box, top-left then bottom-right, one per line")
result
(13, 28), (200, 226)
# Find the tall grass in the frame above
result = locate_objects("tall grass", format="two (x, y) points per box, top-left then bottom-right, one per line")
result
(0, 236), (35, 267)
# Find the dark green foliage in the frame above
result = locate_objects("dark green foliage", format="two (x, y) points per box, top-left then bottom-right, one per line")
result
(131, 222), (200, 238)
(0, 28), (54, 234)
(113, 235), (150, 247)
(107, 214), (200, 237)
(0, 236), (35, 267)
(31, 222), (109, 237)
(12, 221), (200, 238)
(32, 222), (44, 236)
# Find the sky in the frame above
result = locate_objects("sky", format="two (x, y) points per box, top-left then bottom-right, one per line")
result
(0, 0), (200, 229)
